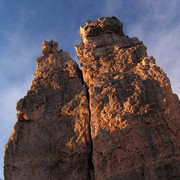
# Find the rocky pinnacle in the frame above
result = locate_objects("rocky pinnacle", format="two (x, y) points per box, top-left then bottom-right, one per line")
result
(4, 41), (91, 180)
(4, 17), (180, 180)
(75, 17), (180, 180)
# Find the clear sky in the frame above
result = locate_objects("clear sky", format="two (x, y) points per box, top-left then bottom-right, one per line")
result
(0, 0), (180, 178)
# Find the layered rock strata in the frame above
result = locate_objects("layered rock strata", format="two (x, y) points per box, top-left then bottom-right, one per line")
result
(75, 17), (180, 180)
(4, 17), (180, 180)
(4, 41), (91, 180)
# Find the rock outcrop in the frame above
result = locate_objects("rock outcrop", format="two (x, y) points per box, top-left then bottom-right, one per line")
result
(4, 41), (91, 180)
(75, 17), (180, 180)
(4, 17), (180, 180)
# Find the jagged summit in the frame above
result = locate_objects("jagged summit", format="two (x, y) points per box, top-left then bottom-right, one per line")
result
(42, 40), (58, 55)
(4, 17), (180, 180)
(80, 17), (124, 40)
(75, 17), (143, 62)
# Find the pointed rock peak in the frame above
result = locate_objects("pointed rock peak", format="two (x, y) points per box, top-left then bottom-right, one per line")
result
(42, 40), (58, 55)
(80, 16), (125, 40)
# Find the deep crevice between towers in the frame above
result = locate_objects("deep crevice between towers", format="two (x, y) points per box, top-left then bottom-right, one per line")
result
(86, 87), (95, 180)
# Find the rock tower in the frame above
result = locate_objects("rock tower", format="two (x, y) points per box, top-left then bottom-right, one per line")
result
(4, 17), (180, 180)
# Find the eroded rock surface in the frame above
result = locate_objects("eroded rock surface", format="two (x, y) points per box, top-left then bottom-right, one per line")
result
(4, 41), (91, 180)
(42, 40), (58, 55)
(75, 17), (180, 180)
(4, 17), (180, 180)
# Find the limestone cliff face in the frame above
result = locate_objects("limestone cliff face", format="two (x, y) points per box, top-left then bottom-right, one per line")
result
(75, 17), (180, 180)
(4, 41), (91, 180)
(4, 17), (180, 180)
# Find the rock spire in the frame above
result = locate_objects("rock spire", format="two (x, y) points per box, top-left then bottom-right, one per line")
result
(4, 17), (180, 180)
(4, 41), (91, 179)
(75, 17), (180, 180)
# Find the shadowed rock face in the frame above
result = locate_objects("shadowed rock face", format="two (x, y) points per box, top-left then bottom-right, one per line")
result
(75, 17), (180, 180)
(4, 17), (180, 180)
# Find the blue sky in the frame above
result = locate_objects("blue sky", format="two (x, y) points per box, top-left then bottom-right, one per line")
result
(0, 0), (180, 178)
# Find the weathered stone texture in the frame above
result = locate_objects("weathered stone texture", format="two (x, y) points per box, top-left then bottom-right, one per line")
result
(75, 17), (180, 180)
(4, 17), (180, 180)
(4, 41), (91, 180)
(42, 40), (58, 55)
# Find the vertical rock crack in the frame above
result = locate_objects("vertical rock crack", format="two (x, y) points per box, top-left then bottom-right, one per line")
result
(86, 87), (95, 180)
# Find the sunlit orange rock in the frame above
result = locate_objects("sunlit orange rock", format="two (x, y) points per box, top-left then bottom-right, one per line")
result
(75, 17), (180, 180)
(42, 40), (58, 55)
(4, 41), (91, 180)
(4, 17), (180, 180)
